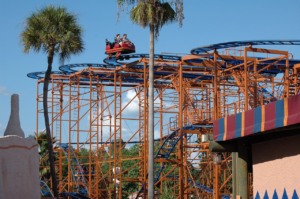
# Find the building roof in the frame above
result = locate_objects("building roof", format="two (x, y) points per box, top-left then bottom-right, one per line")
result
(213, 94), (300, 141)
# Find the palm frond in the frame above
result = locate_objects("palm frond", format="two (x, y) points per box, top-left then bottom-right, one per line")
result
(130, 1), (176, 38)
(168, 0), (184, 26)
(117, 0), (140, 7)
(117, 0), (183, 38)
(21, 5), (84, 61)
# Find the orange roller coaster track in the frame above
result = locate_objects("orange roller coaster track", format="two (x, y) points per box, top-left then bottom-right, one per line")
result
(29, 40), (300, 199)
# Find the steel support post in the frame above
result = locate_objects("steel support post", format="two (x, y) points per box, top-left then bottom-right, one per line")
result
(244, 47), (249, 111)
(143, 62), (148, 198)
(159, 89), (163, 195)
(213, 163), (220, 199)
(237, 142), (249, 198)
(285, 53), (289, 97)
(67, 82), (72, 193)
(178, 63), (184, 198)
(113, 70), (118, 198)
(148, 24), (155, 199)
(253, 62), (258, 107)
(232, 152), (237, 199)
(138, 62), (147, 197)
(89, 74), (93, 196)
(213, 50), (218, 120)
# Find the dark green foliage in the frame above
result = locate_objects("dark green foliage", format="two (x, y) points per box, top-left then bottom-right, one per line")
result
(117, 0), (183, 38)
(35, 132), (57, 180)
(21, 6), (84, 196)
(121, 144), (140, 198)
(21, 5), (84, 63)
(130, 1), (176, 38)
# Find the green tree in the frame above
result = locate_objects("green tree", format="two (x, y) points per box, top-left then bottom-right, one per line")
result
(160, 182), (175, 199)
(35, 132), (57, 181)
(121, 144), (140, 198)
(21, 6), (84, 197)
(117, 1), (183, 197)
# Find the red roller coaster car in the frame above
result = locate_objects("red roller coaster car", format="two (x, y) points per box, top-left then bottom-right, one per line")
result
(105, 39), (135, 58)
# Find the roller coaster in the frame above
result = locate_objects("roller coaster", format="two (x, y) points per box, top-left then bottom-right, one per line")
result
(30, 40), (300, 198)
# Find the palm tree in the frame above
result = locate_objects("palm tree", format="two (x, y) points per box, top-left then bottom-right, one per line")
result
(35, 131), (60, 196)
(36, 132), (55, 181)
(117, 1), (183, 198)
(21, 5), (84, 197)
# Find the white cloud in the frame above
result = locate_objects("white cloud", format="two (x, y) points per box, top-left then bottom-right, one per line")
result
(0, 122), (5, 136)
(53, 87), (179, 145)
(126, 89), (136, 99)
(154, 129), (160, 139)
(122, 89), (139, 115)
(47, 89), (69, 103)
(0, 86), (10, 96)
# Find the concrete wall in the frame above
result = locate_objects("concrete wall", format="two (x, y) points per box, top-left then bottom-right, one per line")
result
(253, 134), (300, 198)
(0, 135), (40, 199)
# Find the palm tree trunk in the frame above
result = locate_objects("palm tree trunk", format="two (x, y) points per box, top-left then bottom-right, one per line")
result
(148, 23), (155, 199)
(44, 50), (58, 197)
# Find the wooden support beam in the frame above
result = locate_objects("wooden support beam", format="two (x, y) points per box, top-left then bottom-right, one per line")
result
(246, 47), (288, 55)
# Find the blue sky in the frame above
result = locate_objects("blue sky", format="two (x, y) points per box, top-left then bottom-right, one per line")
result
(0, 0), (300, 137)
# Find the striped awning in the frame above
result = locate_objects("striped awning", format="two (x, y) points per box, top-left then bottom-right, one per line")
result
(213, 94), (300, 141)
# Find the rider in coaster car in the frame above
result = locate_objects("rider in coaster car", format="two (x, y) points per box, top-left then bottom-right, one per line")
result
(120, 33), (131, 46)
(106, 33), (121, 48)
(114, 33), (121, 46)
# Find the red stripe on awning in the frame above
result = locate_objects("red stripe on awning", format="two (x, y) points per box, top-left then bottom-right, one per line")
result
(226, 115), (236, 140)
(213, 119), (219, 140)
(244, 109), (255, 136)
(264, 102), (276, 131)
(287, 94), (300, 126)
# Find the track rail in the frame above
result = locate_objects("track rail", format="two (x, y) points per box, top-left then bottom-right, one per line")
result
(191, 40), (300, 54)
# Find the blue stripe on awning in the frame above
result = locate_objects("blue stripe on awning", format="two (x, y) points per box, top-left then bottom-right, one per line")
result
(275, 100), (284, 128)
(235, 113), (242, 139)
(254, 106), (262, 133)
(218, 118), (225, 141)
